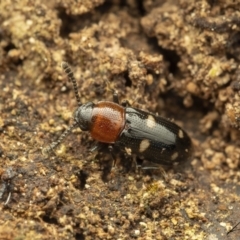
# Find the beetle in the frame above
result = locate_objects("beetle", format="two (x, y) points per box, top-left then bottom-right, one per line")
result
(43, 62), (192, 165)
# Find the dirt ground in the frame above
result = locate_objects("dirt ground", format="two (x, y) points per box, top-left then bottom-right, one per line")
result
(1, 0), (240, 239)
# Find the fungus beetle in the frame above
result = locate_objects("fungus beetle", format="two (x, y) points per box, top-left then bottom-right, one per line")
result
(43, 62), (192, 165)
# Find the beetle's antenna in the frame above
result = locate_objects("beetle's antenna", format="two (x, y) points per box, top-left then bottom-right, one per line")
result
(227, 221), (240, 235)
(42, 62), (81, 155)
(61, 62), (82, 106)
(42, 121), (78, 154)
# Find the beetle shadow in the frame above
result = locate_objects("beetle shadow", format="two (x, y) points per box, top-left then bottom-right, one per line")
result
(91, 142), (194, 183)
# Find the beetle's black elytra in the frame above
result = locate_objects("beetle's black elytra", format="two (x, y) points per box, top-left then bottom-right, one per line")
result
(43, 62), (192, 166)
(115, 107), (191, 165)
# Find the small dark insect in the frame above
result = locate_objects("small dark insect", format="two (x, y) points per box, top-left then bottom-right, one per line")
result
(227, 221), (240, 235)
(43, 62), (192, 166)
(0, 167), (15, 205)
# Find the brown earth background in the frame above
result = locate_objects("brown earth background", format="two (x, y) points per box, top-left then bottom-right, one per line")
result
(1, 0), (240, 239)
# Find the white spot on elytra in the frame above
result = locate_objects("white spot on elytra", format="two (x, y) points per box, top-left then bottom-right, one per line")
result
(146, 115), (156, 128)
(125, 147), (132, 155)
(171, 152), (179, 161)
(178, 129), (184, 138)
(139, 139), (150, 153)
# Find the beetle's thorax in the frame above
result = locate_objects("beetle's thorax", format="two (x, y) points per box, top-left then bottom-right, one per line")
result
(75, 101), (125, 143)
(90, 101), (125, 143)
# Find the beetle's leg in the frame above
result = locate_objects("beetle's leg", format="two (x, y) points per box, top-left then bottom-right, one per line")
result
(91, 143), (117, 169)
(121, 152), (140, 173)
(112, 91), (119, 104)
(134, 157), (168, 178)
(89, 142), (112, 155)
(141, 164), (168, 180)
(106, 80), (120, 104)
(89, 143), (101, 152)
(121, 99), (131, 107)
(133, 157), (144, 174)
(136, 158), (143, 168)
(108, 145), (117, 168)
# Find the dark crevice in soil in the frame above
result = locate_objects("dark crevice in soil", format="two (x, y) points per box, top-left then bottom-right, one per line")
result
(134, 0), (145, 16)
(58, 8), (93, 38)
(147, 37), (180, 75)
(124, 72), (132, 87)
(41, 215), (58, 225)
(58, 2), (113, 38)
(75, 232), (85, 240)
